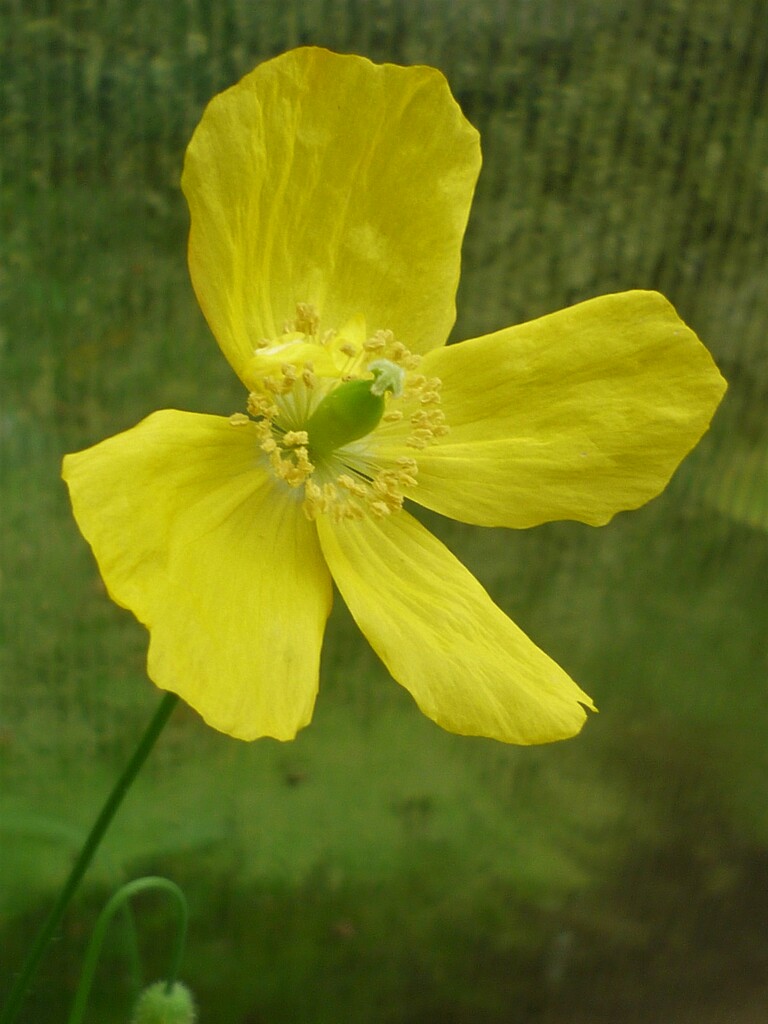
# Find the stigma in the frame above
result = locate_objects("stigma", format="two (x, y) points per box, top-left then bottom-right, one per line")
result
(230, 304), (448, 521)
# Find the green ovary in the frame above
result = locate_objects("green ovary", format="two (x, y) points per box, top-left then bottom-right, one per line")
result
(306, 360), (404, 458)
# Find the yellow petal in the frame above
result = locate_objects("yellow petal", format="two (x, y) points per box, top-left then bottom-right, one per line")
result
(316, 511), (594, 745)
(62, 411), (332, 740)
(381, 290), (726, 528)
(182, 47), (480, 383)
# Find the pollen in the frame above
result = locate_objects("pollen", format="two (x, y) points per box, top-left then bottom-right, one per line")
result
(241, 303), (449, 521)
(282, 430), (309, 447)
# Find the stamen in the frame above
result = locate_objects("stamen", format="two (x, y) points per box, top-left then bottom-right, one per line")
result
(282, 430), (309, 447)
(285, 302), (320, 336)
(363, 333), (387, 353)
(241, 303), (446, 520)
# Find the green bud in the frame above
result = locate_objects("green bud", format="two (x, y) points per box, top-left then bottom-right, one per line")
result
(131, 981), (196, 1024)
(306, 359), (404, 457)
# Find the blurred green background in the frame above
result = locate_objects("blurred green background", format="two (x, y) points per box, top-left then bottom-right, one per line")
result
(1, 0), (767, 1021)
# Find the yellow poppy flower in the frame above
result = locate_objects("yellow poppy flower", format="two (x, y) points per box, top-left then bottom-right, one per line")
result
(62, 47), (726, 745)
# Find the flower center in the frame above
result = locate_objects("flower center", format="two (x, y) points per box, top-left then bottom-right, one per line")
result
(229, 304), (448, 521)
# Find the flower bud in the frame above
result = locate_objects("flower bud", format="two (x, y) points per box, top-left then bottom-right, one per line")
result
(131, 980), (196, 1024)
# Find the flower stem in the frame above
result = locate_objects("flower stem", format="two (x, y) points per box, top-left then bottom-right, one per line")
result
(66, 876), (189, 1024)
(0, 691), (179, 1024)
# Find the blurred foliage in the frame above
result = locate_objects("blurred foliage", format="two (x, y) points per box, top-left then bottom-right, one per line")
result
(1, 0), (768, 1021)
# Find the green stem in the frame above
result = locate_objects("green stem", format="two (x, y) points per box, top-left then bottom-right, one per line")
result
(66, 876), (189, 1024)
(0, 691), (179, 1024)
(120, 901), (144, 998)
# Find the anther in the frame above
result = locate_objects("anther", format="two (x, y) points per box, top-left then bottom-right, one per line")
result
(282, 430), (309, 447)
